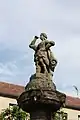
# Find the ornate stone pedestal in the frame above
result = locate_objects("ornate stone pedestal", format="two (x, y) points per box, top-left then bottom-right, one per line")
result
(17, 73), (66, 120)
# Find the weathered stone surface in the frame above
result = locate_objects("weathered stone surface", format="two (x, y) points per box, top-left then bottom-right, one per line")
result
(29, 33), (57, 74)
(30, 111), (52, 120)
(25, 73), (56, 91)
(17, 88), (66, 113)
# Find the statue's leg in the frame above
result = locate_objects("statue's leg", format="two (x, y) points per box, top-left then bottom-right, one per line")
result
(36, 61), (41, 73)
(43, 57), (50, 73)
(39, 58), (47, 73)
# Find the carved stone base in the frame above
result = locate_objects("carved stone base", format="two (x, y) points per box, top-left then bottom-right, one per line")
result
(17, 89), (65, 113)
(17, 73), (66, 120)
(25, 73), (56, 91)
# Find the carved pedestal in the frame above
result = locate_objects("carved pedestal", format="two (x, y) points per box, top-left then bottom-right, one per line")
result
(17, 73), (66, 120)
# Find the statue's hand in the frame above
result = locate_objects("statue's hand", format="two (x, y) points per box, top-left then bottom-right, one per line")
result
(50, 41), (55, 45)
(35, 36), (39, 39)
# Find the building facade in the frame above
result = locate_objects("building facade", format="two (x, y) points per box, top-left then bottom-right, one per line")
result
(0, 82), (24, 112)
(63, 96), (80, 120)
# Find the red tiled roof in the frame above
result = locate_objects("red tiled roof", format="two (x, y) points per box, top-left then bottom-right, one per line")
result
(66, 96), (80, 109)
(0, 82), (24, 98)
(0, 82), (80, 109)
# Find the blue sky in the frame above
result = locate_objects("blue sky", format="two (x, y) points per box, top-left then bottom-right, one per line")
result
(0, 0), (80, 97)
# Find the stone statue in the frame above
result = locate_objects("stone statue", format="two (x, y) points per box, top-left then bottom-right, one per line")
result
(29, 33), (57, 74)
(18, 33), (66, 120)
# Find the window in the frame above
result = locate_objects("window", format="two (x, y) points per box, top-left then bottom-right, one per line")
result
(9, 103), (17, 106)
(62, 113), (68, 120)
(78, 115), (80, 120)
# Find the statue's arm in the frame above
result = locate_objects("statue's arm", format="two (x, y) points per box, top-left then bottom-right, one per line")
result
(29, 36), (38, 51)
(45, 40), (55, 49)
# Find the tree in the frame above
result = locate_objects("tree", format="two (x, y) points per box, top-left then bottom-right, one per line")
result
(0, 105), (30, 120)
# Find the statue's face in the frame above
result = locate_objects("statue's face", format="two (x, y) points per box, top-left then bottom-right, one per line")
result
(40, 34), (45, 41)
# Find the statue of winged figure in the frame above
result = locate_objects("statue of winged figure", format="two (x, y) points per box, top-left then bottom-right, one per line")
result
(29, 33), (57, 74)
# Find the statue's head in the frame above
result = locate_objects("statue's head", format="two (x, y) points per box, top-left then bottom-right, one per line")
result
(40, 33), (47, 41)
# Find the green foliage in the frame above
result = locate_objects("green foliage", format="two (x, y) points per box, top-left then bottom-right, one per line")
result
(0, 106), (67, 120)
(53, 110), (67, 120)
(0, 105), (30, 120)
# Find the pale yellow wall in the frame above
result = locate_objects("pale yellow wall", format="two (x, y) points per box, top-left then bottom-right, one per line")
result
(0, 96), (17, 112)
(62, 108), (80, 120)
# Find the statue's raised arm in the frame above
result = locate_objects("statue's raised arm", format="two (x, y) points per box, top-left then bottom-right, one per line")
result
(29, 36), (39, 51)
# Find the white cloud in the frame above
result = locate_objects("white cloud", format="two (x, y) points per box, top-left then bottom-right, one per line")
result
(0, 62), (15, 76)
